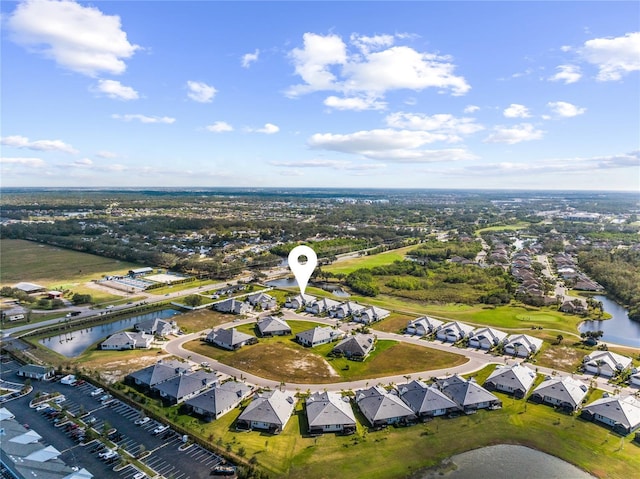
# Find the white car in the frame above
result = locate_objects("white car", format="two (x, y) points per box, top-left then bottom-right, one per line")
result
(152, 424), (169, 435)
(98, 449), (117, 459)
(53, 396), (66, 404)
(35, 404), (50, 411)
(90, 388), (103, 397)
(133, 472), (147, 479)
(134, 417), (150, 426)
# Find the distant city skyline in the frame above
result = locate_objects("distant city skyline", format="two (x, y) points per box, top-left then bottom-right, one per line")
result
(1, 1), (639, 190)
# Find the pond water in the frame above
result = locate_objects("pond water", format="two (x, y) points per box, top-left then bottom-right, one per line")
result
(39, 309), (180, 357)
(578, 295), (640, 348)
(418, 444), (595, 479)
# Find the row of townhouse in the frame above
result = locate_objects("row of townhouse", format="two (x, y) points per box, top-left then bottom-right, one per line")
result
(100, 318), (179, 350)
(406, 317), (544, 357)
(123, 360), (640, 437)
(285, 294), (390, 324)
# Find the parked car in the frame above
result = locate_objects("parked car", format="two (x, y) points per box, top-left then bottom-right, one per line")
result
(90, 388), (104, 397)
(134, 417), (150, 426)
(152, 424), (169, 435)
(35, 404), (50, 412)
(133, 472), (147, 479)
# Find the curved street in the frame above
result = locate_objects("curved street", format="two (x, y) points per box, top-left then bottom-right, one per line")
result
(164, 310), (635, 395)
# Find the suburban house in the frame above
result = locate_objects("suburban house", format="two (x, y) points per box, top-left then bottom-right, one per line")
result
(503, 334), (544, 357)
(305, 391), (357, 435)
(100, 331), (153, 350)
(406, 316), (443, 336)
(246, 292), (277, 310)
(125, 359), (191, 392)
(256, 316), (292, 337)
(630, 372), (640, 387)
(468, 327), (508, 349)
(355, 385), (415, 427)
(213, 298), (251, 315)
(183, 381), (253, 421)
(16, 364), (55, 381)
(152, 370), (218, 405)
(296, 326), (343, 347)
(330, 301), (366, 319)
(134, 317), (176, 337)
(331, 333), (376, 360)
(529, 376), (588, 411)
(352, 306), (390, 324)
(583, 351), (632, 377)
(306, 297), (341, 315)
(397, 380), (460, 418)
(435, 375), (502, 412)
(236, 390), (296, 434)
(285, 294), (316, 309)
(559, 300), (587, 315)
(436, 321), (475, 343)
(206, 328), (257, 351)
(580, 395), (640, 435)
(484, 363), (537, 399)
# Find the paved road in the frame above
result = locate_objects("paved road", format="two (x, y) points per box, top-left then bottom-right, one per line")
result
(163, 310), (636, 395)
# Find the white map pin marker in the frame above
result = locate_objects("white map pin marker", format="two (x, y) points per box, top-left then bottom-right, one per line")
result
(288, 245), (317, 296)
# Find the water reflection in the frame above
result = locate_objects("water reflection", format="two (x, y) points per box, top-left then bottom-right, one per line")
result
(39, 309), (180, 357)
(578, 295), (640, 347)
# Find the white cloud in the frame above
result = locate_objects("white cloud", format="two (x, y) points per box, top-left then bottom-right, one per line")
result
(449, 150), (639, 176)
(1, 135), (78, 154)
(96, 150), (118, 159)
(350, 33), (395, 54)
(484, 123), (544, 144)
(385, 112), (484, 139)
(0, 157), (46, 168)
(503, 103), (531, 118)
(308, 129), (477, 163)
(549, 64), (582, 84)
(206, 121), (234, 133)
(241, 49), (259, 68)
(187, 81), (217, 103)
(581, 32), (640, 81)
(6, 0), (140, 77)
(287, 32), (469, 100)
(464, 105), (480, 113)
(547, 101), (586, 118)
(111, 114), (175, 124)
(323, 95), (386, 111)
(255, 123), (279, 134)
(71, 158), (93, 167)
(93, 79), (139, 100)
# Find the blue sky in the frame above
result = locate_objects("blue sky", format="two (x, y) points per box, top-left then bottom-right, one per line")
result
(1, 0), (639, 190)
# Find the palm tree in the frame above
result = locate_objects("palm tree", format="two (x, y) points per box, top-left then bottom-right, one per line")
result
(556, 334), (564, 345)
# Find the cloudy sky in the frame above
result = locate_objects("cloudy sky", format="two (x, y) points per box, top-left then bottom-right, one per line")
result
(1, 0), (639, 190)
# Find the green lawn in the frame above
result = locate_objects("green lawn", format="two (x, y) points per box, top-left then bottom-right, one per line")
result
(324, 244), (421, 275)
(474, 221), (532, 235)
(147, 387), (638, 479)
(183, 320), (467, 383)
(0, 239), (140, 286)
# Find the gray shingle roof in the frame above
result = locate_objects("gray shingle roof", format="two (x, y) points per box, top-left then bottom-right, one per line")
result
(237, 390), (295, 428)
(185, 381), (252, 417)
(257, 316), (291, 335)
(127, 359), (190, 387)
(306, 391), (356, 429)
(484, 363), (536, 393)
(152, 370), (218, 402)
(355, 386), (414, 424)
(296, 326), (340, 345)
(332, 333), (375, 357)
(532, 376), (588, 409)
(582, 395), (640, 431)
(397, 380), (460, 415)
(435, 374), (500, 408)
(207, 328), (255, 347)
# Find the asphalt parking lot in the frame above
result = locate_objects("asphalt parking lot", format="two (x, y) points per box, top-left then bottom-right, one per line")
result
(0, 357), (228, 479)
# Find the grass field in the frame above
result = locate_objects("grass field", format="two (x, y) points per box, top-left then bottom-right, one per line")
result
(0, 239), (140, 286)
(323, 244), (421, 275)
(183, 320), (467, 383)
(138, 385), (638, 479)
(474, 221), (532, 235)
